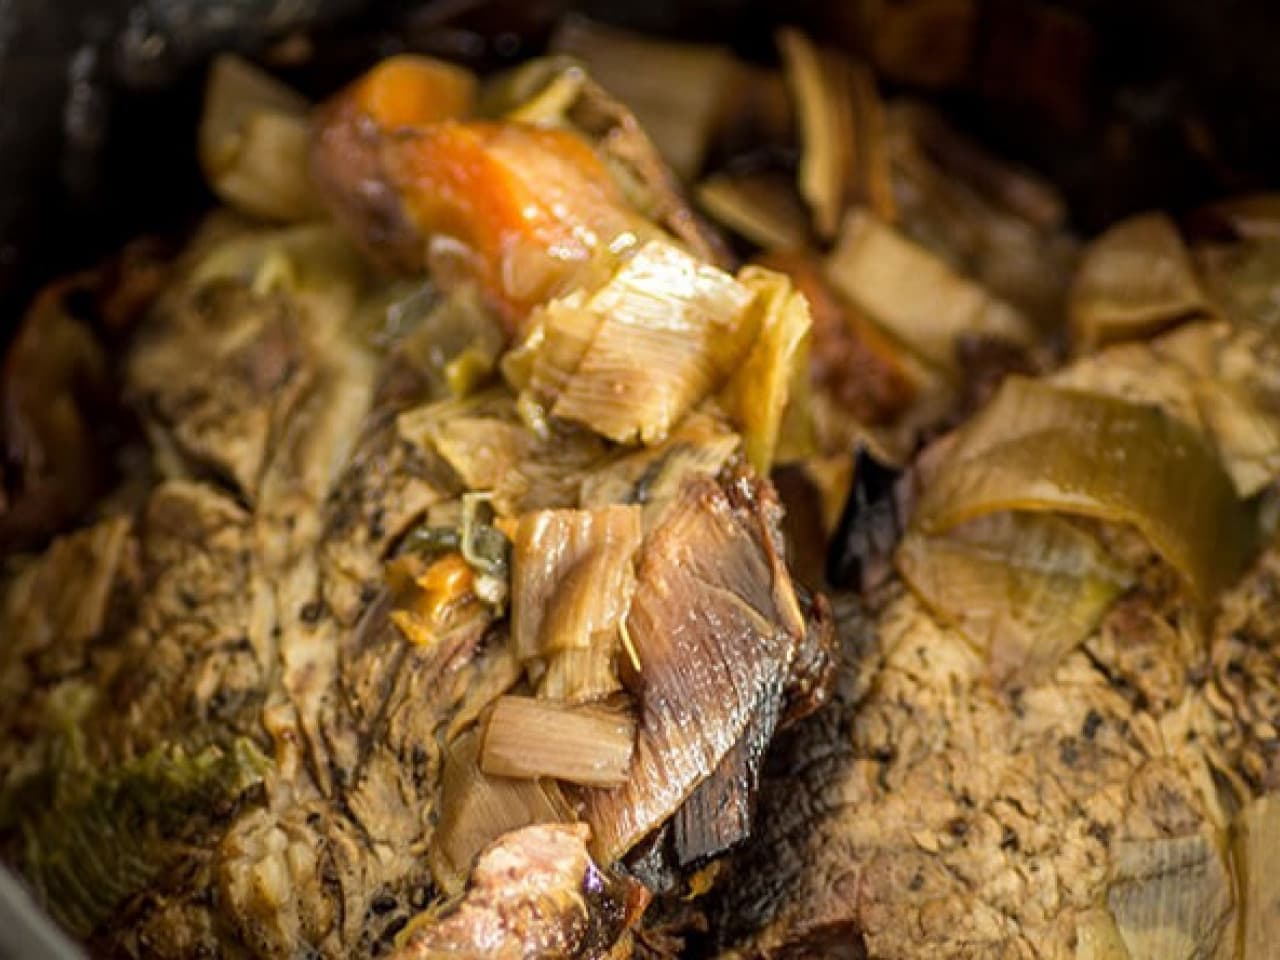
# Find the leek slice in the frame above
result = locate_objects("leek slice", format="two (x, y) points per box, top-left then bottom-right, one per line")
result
(1070, 212), (1208, 351)
(778, 30), (894, 238)
(550, 17), (738, 180)
(720, 267), (814, 473)
(898, 513), (1132, 686)
(199, 55), (319, 222)
(696, 171), (812, 251)
(1235, 793), (1280, 959)
(826, 209), (1033, 373)
(510, 505), (642, 663)
(915, 376), (1257, 600)
(525, 241), (758, 445)
(429, 729), (569, 896)
(480, 695), (635, 787)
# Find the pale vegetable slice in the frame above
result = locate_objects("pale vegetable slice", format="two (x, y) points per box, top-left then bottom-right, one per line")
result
(915, 376), (1256, 600)
(1234, 793), (1280, 959)
(578, 411), (742, 529)
(550, 16), (739, 180)
(778, 29), (895, 238)
(429, 730), (570, 896)
(1106, 832), (1236, 960)
(1070, 212), (1208, 351)
(897, 512), (1132, 686)
(199, 55), (319, 222)
(826, 209), (1033, 372)
(538, 641), (623, 704)
(480, 695), (635, 787)
(696, 171), (812, 251)
(510, 505), (642, 663)
(529, 241), (758, 444)
(720, 267), (813, 473)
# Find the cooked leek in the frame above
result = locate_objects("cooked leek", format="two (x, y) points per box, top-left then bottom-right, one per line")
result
(720, 267), (814, 473)
(538, 642), (623, 703)
(1070, 213), (1208, 351)
(430, 730), (569, 896)
(578, 411), (742, 528)
(1234, 793), (1280, 959)
(480, 695), (635, 787)
(511, 505), (642, 664)
(199, 55), (319, 222)
(527, 241), (758, 445)
(550, 17), (739, 181)
(778, 29), (894, 238)
(696, 171), (812, 251)
(1106, 832), (1236, 960)
(915, 376), (1257, 599)
(825, 210), (1033, 373)
(897, 512), (1133, 686)
(1056, 323), (1280, 498)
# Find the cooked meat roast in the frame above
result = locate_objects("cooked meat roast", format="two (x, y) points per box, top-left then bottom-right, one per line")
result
(4, 14), (1280, 960)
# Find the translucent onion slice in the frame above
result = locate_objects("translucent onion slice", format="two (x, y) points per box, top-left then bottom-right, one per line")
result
(720, 267), (814, 473)
(915, 376), (1257, 600)
(1070, 212), (1208, 351)
(430, 730), (570, 896)
(480, 695), (636, 787)
(199, 55), (319, 222)
(1234, 793), (1280, 958)
(778, 30), (895, 238)
(696, 171), (812, 251)
(511, 505), (642, 662)
(897, 512), (1133, 686)
(825, 209), (1033, 373)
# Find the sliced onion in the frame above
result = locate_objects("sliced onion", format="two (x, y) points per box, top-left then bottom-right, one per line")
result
(550, 17), (739, 181)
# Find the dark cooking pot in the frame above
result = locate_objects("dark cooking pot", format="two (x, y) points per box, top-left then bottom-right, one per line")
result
(1, 0), (1279, 955)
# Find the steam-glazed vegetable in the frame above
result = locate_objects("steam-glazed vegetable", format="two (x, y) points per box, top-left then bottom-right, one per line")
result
(550, 17), (739, 181)
(579, 471), (812, 862)
(510, 505), (641, 666)
(517, 240), (758, 444)
(826, 209), (1034, 373)
(480, 695), (636, 786)
(779, 29), (895, 238)
(199, 55), (319, 222)
(720, 267), (814, 473)
(696, 171), (813, 252)
(1070, 212), (1208, 350)
(914, 376), (1257, 600)
(898, 512), (1133, 685)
